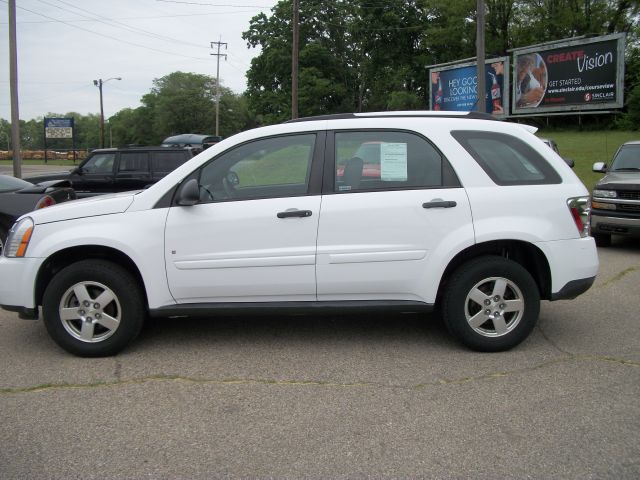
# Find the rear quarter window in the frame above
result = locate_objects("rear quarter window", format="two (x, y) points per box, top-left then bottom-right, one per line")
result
(452, 130), (562, 186)
(151, 151), (189, 173)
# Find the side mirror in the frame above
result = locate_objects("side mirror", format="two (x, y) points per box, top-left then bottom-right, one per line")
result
(563, 158), (575, 168)
(176, 178), (200, 206)
(592, 162), (607, 173)
(70, 167), (82, 175)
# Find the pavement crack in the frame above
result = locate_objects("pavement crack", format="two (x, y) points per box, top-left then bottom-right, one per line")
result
(114, 358), (122, 381)
(1, 354), (638, 396)
(536, 322), (572, 355)
(599, 265), (640, 288)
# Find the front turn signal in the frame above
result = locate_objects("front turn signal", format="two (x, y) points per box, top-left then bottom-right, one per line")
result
(4, 217), (35, 258)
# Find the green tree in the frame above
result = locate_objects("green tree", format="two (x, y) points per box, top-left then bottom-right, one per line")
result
(107, 71), (253, 145)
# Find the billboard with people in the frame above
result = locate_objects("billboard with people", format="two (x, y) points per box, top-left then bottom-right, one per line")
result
(429, 57), (510, 117)
(512, 33), (625, 114)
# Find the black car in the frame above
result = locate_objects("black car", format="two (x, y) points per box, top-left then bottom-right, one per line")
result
(25, 146), (196, 197)
(0, 175), (76, 250)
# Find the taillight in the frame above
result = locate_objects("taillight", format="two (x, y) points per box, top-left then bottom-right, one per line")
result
(567, 196), (590, 237)
(34, 195), (56, 209)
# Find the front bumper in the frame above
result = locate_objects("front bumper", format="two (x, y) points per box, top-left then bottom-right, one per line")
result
(0, 305), (38, 320)
(0, 256), (43, 312)
(591, 211), (640, 237)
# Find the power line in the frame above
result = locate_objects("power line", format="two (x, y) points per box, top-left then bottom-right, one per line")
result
(39, 0), (210, 50)
(2, 1), (210, 62)
(0, 9), (261, 24)
(156, 0), (273, 7)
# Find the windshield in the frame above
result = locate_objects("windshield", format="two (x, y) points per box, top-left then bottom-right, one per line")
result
(0, 175), (32, 192)
(611, 145), (640, 171)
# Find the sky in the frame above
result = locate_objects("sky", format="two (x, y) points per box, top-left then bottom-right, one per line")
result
(0, 0), (280, 121)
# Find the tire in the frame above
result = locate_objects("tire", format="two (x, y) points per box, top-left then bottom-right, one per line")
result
(0, 226), (7, 255)
(593, 233), (611, 247)
(42, 260), (145, 357)
(442, 256), (540, 352)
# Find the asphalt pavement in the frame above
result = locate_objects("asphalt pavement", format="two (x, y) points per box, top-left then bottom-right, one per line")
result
(0, 239), (639, 479)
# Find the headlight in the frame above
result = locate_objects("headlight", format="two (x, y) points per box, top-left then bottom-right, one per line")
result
(4, 217), (34, 258)
(593, 189), (617, 198)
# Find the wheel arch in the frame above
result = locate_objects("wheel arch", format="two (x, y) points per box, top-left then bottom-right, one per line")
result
(436, 239), (552, 302)
(35, 245), (147, 308)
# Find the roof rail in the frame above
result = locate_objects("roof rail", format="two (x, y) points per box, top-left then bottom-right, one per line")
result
(284, 111), (498, 123)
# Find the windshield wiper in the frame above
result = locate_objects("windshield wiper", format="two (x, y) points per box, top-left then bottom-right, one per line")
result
(612, 167), (640, 171)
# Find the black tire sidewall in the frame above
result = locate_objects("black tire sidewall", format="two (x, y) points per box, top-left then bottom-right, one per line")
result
(443, 256), (540, 352)
(42, 260), (145, 357)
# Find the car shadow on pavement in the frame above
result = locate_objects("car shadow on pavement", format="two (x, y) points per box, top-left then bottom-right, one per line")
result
(137, 311), (456, 351)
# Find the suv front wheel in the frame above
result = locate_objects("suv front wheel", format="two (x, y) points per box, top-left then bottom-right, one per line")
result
(42, 260), (145, 357)
(442, 256), (540, 352)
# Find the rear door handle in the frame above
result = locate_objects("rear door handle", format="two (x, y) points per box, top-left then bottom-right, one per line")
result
(277, 209), (313, 219)
(422, 200), (457, 209)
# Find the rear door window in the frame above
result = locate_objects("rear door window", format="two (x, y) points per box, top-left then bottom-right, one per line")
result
(333, 131), (459, 193)
(452, 131), (561, 185)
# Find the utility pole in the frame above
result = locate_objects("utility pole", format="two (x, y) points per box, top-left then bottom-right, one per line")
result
(476, 0), (486, 113)
(210, 39), (227, 137)
(291, 0), (299, 119)
(96, 80), (104, 148)
(8, 0), (22, 178)
(93, 77), (121, 149)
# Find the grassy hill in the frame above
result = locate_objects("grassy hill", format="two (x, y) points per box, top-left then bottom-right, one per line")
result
(536, 130), (639, 190)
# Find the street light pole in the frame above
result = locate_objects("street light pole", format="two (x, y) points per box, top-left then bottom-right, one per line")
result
(93, 77), (121, 149)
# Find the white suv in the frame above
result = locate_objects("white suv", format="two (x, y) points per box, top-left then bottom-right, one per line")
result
(0, 112), (598, 356)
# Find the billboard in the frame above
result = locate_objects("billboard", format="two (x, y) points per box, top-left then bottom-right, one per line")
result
(44, 117), (74, 139)
(512, 33), (625, 114)
(429, 57), (510, 117)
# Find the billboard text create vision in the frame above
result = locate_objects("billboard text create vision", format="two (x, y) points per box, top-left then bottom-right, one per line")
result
(512, 33), (625, 115)
(430, 58), (510, 117)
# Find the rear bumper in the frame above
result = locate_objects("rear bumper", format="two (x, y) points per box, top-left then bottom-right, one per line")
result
(550, 276), (596, 301)
(535, 237), (598, 299)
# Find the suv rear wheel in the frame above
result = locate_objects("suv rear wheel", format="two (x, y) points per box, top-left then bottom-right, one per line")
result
(442, 256), (540, 351)
(42, 260), (145, 357)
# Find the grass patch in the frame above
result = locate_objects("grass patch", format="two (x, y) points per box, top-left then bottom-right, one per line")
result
(536, 130), (639, 190)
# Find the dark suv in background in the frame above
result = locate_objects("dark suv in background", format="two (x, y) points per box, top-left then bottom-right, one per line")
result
(26, 146), (195, 197)
(591, 141), (640, 246)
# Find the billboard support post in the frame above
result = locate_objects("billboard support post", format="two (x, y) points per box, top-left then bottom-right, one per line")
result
(476, 0), (485, 113)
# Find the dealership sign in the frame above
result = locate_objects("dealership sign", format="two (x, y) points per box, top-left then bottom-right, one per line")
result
(44, 117), (74, 139)
(429, 57), (510, 117)
(512, 33), (625, 114)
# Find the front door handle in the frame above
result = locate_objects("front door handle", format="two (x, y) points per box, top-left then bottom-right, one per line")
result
(277, 209), (313, 219)
(422, 200), (457, 209)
